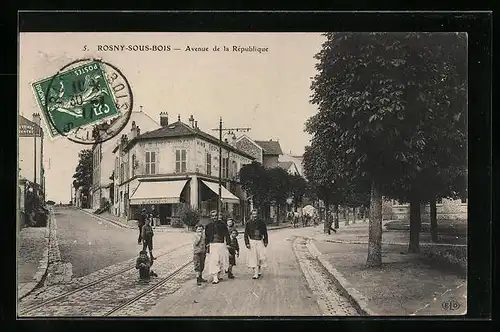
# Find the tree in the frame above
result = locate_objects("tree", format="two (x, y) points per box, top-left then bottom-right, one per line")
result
(72, 149), (93, 209)
(308, 32), (466, 265)
(239, 161), (271, 214)
(267, 167), (291, 224)
(303, 144), (348, 233)
(289, 174), (308, 210)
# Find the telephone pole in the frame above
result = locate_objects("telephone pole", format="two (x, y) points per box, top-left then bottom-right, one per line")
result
(212, 117), (251, 218)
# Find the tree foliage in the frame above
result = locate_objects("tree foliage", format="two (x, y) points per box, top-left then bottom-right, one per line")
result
(72, 149), (93, 208)
(307, 32), (467, 264)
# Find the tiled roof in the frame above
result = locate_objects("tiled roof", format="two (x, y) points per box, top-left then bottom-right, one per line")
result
(254, 140), (283, 155)
(126, 120), (255, 160)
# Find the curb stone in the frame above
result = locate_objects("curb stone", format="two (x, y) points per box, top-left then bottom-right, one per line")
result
(44, 209), (72, 286)
(18, 208), (52, 300)
(309, 237), (466, 248)
(304, 237), (378, 316)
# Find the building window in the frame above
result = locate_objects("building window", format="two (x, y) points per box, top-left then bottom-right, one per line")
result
(461, 198), (467, 204)
(119, 163), (124, 183)
(145, 151), (157, 175)
(131, 154), (136, 177)
(115, 157), (119, 179)
(231, 160), (237, 178)
(176, 149), (187, 173)
(206, 153), (211, 176)
(437, 198), (443, 204)
(222, 157), (229, 178)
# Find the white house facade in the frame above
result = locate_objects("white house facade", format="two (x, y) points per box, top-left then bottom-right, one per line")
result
(112, 114), (254, 225)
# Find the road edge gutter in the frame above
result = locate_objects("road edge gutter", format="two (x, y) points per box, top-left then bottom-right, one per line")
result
(305, 237), (378, 316)
(18, 208), (52, 300)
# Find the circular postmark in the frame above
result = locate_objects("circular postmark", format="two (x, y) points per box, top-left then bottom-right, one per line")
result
(42, 58), (133, 145)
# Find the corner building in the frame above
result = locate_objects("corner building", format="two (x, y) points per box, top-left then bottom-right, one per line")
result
(112, 113), (254, 225)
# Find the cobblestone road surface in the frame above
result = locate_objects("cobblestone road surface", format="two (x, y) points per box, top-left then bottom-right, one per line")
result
(52, 207), (193, 278)
(18, 218), (357, 317)
(146, 228), (357, 316)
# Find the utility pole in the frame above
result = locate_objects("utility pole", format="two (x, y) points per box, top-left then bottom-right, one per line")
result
(212, 117), (251, 219)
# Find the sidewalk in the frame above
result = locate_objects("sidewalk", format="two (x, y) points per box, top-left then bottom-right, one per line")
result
(17, 212), (51, 299)
(302, 221), (467, 316)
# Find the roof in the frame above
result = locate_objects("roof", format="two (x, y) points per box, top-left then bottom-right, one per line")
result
(278, 161), (294, 170)
(19, 115), (43, 136)
(124, 120), (256, 160)
(254, 140), (283, 155)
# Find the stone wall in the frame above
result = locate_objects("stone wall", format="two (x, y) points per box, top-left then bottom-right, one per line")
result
(389, 198), (467, 221)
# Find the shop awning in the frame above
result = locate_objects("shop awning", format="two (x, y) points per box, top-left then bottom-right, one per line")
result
(201, 180), (240, 204)
(129, 180), (188, 205)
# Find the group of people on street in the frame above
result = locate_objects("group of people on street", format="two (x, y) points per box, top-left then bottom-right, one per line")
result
(133, 206), (270, 284)
(194, 209), (269, 285)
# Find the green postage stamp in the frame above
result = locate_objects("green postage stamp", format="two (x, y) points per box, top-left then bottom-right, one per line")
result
(31, 60), (122, 139)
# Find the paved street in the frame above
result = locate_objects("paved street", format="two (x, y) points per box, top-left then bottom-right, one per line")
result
(146, 227), (357, 316)
(18, 212), (357, 317)
(53, 207), (193, 278)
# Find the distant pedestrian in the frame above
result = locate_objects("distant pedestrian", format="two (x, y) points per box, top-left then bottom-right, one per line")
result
(137, 207), (147, 244)
(244, 209), (268, 279)
(193, 224), (208, 285)
(227, 229), (240, 279)
(205, 210), (230, 284)
(141, 217), (156, 261)
(151, 205), (160, 228)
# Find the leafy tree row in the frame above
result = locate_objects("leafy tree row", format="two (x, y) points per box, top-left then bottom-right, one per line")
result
(239, 161), (308, 223)
(304, 32), (467, 267)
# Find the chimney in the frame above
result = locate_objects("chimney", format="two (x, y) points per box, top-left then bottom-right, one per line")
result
(189, 114), (195, 128)
(140, 105), (143, 112)
(194, 120), (198, 129)
(231, 133), (237, 146)
(160, 112), (169, 127)
(137, 126), (141, 136)
(177, 114), (181, 122)
(130, 121), (137, 139)
(32, 113), (41, 135)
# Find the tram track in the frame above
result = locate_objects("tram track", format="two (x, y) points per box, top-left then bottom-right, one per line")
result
(103, 259), (193, 316)
(18, 243), (191, 316)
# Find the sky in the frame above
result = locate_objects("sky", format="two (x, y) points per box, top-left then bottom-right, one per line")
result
(19, 32), (325, 203)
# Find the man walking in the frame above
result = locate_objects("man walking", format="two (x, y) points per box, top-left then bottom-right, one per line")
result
(205, 210), (231, 284)
(244, 209), (268, 279)
(137, 207), (147, 244)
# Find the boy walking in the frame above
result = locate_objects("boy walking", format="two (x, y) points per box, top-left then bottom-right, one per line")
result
(193, 224), (208, 285)
(227, 229), (240, 279)
(141, 217), (156, 261)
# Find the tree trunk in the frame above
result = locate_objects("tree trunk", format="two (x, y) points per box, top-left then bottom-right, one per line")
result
(430, 196), (438, 242)
(334, 204), (340, 229)
(345, 207), (350, 226)
(366, 178), (383, 267)
(352, 207), (356, 224)
(276, 204), (280, 225)
(408, 194), (422, 253)
(324, 203), (330, 234)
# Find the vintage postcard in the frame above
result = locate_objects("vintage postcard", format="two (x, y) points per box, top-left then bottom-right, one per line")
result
(17, 31), (468, 317)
